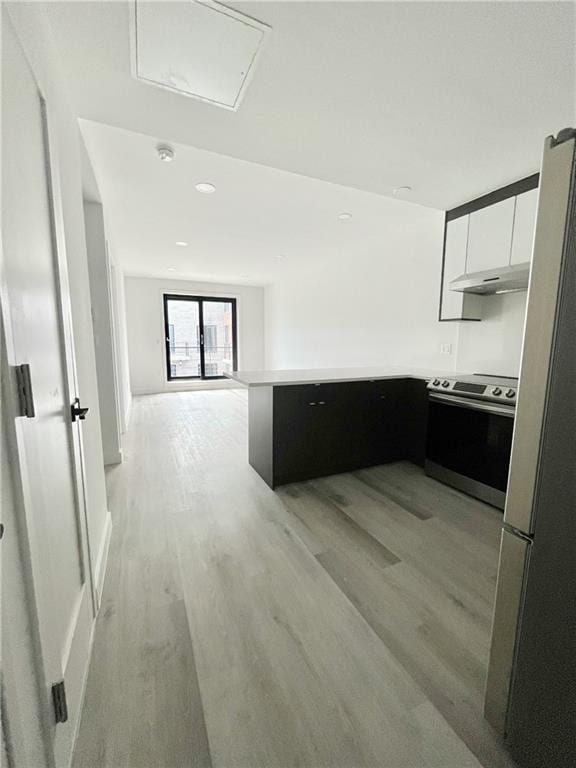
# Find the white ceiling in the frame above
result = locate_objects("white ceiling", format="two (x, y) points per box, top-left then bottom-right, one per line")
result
(80, 119), (441, 285)
(47, 1), (575, 210)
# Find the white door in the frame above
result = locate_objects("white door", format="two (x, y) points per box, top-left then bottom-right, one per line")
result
(2, 18), (94, 768)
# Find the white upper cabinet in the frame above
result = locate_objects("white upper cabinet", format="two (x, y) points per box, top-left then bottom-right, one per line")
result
(439, 179), (538, 321)
(466, 197), (515, 273)
(440, 215), (481, 320)
(511, 188), (538, 265)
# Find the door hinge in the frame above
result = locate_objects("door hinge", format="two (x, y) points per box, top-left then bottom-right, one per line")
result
(14, 364), (35, 418)
(51, 680), (68, 724)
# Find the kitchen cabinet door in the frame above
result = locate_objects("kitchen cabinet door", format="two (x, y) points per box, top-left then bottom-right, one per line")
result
(467, 197), (515, 273)
(440, 215), (481, 321)
(369, 379), (407, 464)
(511, 188), (538, 265)
(403, 378), (430, 466)
(272, 380), (411, 485)
(273, 383), (353, 484)
(338, 381), (377, 470)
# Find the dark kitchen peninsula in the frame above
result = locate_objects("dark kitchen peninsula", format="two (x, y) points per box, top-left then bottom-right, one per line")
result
(227, 367), (462, 489)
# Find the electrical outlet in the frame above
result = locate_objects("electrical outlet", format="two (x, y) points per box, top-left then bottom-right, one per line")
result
(440, 343), (453, 355)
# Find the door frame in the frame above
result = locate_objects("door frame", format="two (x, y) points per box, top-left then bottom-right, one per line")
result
(163, 293), (238, 381)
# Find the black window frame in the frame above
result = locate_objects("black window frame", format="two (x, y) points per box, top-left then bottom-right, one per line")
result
(163, 294), (238, 381)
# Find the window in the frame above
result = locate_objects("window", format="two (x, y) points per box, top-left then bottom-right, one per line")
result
(163, 294), (237, 380)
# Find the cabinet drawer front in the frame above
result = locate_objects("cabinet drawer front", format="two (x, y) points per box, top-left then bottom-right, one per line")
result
(273, 380), (386, 410)
(369, 378), (405, 400)
(273, 382), (348, 408)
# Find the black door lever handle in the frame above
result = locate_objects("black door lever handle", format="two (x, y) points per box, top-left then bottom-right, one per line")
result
(71, 397), (89, 422)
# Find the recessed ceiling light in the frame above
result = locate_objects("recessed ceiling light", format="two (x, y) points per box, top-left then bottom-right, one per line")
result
(337, 212), (352, 220)
(195, 182), (216, 194)
(175, 241), (188, 247)
(157, 144), (175, 162)
(240, 274), (250, 278)
(393, 186), (413, 197)
(168, 267), (177, 272)
(273, 254), (286, 259)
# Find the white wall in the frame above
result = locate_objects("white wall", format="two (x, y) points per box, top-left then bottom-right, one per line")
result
(264, 198), (530, 377)
(265, 205), (460, 371)
(84, 201), (122, 464)
(125, 276), (265, 394)
(456, 292), (527, 377)
(109, 255), (132, 430)
(80, 136), (132, 434)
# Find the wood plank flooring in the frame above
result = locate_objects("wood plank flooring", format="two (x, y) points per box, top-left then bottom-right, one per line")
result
(72, 389), (515, 768)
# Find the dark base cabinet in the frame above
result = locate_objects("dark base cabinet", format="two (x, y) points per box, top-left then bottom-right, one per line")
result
(248, 378), (429, 488)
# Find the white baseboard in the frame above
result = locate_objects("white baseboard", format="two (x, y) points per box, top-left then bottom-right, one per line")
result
(93, 510), (112, 607)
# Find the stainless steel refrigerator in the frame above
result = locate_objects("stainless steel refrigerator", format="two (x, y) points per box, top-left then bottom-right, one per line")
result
(484, 127), (576, 767)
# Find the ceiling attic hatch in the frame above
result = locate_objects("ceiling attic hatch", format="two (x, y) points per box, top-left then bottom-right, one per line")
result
(130, 0), (270, 111)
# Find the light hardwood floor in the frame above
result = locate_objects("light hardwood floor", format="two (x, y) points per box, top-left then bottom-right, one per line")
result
(72, 389), (515, 768)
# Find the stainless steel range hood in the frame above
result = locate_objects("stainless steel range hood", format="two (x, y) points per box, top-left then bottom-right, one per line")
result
(449, 262), (530, 295)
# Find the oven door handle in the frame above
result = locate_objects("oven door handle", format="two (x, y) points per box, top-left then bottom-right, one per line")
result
(429, 392), (515, 417)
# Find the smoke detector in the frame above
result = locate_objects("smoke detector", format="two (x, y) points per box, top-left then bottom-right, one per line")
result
(157, 144), (175, 163)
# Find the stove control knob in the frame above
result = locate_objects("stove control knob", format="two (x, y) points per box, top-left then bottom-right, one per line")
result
(505, 389), (516, 399)
(432, 379), (441, 387)
(441, 380), (450, 388)
(492, 387), (502, 396)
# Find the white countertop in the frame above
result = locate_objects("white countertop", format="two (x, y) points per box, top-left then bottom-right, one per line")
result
(226, 366), (467, 387)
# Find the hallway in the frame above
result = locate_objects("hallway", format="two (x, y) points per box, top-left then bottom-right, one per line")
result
(73, 390), (512, 768)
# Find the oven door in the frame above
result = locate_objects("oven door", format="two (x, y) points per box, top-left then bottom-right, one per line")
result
(425, 392), (515, 509)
